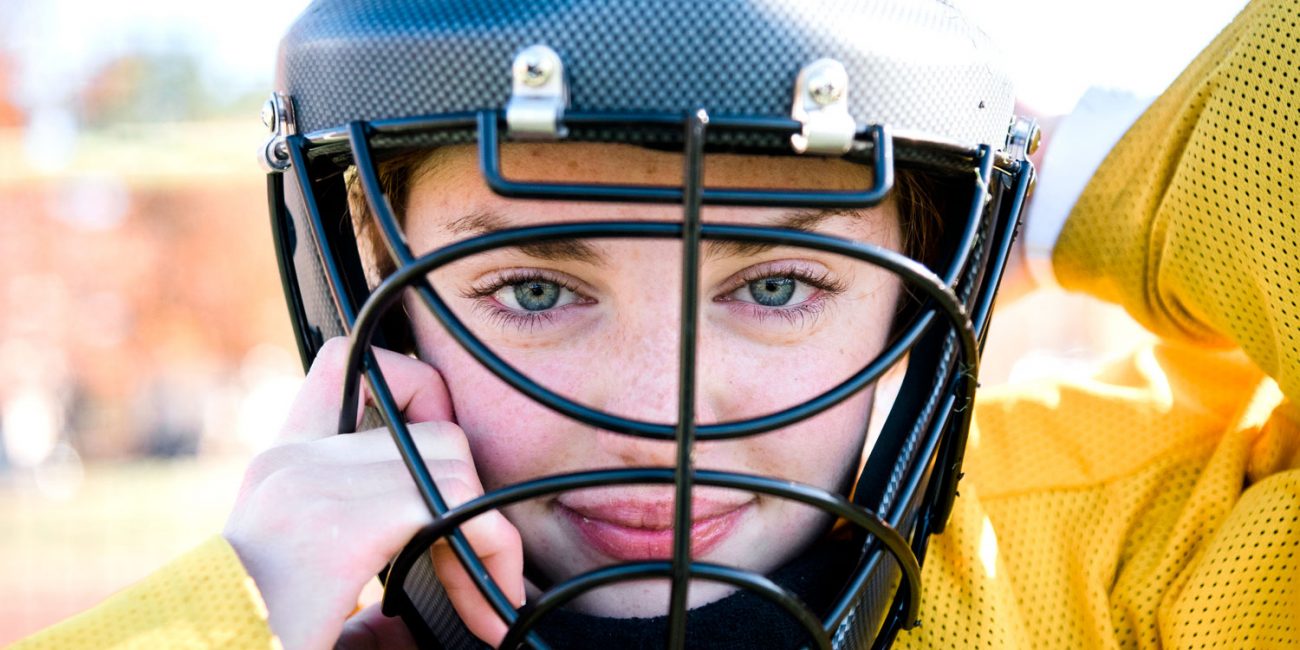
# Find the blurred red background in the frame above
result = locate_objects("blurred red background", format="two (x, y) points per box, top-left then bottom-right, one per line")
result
(0, 22), (306, 637)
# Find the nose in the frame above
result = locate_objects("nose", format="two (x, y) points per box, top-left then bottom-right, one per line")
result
(585, 308), (720, 467)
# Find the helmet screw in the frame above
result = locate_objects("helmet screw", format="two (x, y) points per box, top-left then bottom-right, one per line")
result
(516, 46), (555, 87)
(1028, 124), (1042, 156)
(261, 98), (277, 131)
(808, 69), (845, 106)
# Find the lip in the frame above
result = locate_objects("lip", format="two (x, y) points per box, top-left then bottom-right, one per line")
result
(556, 497), (753, 562)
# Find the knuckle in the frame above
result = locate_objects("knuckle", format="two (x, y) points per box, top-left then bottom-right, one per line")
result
(434, 475), (477, 506)
(308, 337), (352, 384)
(413, 360), (439, 386)
(260, 463), (321, 502)
(241, 443), (302, 490)
(318, 336), (351, 362)
(409, 421), (473, 460)
(429, 457), (477, 485)
(499, 517), (521, 545)
(482, 513), (522, 549)
(448, 429), (473, 459)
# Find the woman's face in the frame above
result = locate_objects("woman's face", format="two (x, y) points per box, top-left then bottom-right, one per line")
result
(401, 142), (903, 617)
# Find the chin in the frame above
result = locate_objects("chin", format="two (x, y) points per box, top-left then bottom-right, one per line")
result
(568, 579), (741, 618)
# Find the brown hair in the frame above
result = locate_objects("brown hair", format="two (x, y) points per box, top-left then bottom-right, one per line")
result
(893, 170), (944, 269)
(348, 149), (434, 289)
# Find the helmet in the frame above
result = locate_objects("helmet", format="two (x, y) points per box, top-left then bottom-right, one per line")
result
(261, 1), (1036, 647)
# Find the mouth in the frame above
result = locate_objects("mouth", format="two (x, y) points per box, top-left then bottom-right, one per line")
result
(556, 497), (754, 562)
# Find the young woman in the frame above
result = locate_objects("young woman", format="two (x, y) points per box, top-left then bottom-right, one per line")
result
(16, 0), (1296, 648)
(227, 1), (1032, 646)
(235, 140), (939, 648)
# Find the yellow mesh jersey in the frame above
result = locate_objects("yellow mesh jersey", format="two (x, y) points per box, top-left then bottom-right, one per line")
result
(899, 0), (1299, 647)
(9, 536), (278, 649)
(11, 1), (1297, 649)
(1053, 0), (1299, 404)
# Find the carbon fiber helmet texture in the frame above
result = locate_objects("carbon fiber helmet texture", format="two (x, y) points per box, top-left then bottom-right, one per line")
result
(277, 0), (1014, 149)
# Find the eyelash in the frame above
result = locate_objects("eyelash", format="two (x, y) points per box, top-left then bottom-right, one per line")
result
(715, 263), (847, 327)
(462, 263), (846, 331)
(462, 269), (591, 331)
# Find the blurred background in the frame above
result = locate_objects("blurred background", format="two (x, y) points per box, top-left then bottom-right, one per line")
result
(0, 0), (1248, 643)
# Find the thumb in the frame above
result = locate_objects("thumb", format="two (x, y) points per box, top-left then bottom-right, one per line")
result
(335, 602), (418, 650)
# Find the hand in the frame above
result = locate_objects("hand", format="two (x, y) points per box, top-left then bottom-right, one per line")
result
(222, 337), (524, 649)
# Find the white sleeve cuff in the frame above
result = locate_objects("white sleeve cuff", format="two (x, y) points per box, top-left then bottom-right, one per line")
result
(1023, 87), (1156, 287)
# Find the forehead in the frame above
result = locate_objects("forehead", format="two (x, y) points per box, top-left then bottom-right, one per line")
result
(400, 143), (899, 246)
(408, 142), (877, 199)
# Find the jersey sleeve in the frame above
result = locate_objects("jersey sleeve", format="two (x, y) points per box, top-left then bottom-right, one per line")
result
(9, 536), (279, 650)
(1051, 0), (1299, 405)
(897, 3), (1300, 647)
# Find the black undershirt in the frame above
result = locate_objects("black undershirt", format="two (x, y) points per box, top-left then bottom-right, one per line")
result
(530, 532), (860, 649)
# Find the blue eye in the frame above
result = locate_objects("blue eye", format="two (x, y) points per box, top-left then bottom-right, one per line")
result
(733, 275), (812, 307)
(514, 281), (561, 311)
(466, 269), (594, 331)
(747, 277), (796, 306)
(488, 276), (582, 313)
(722, 265), (835, 315)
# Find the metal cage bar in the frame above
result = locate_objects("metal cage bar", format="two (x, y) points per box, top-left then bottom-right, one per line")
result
(664, 109), (709, 648)
(294, 106), (1026, 649)
(501, 561), (832, 650)
(339, 222), (970, 442)
(477, 112), (895, 208)
(379, 466), (922, 645)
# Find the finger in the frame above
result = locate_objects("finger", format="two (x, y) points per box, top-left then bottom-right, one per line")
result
(428, 481), (526, 647)
(279, 337), (453, 444)
(321, 477), (522, 620)
(301, 463), (523, 645)
(242, 453), (488, 565)
(243, 423), (474, 490)
(335, 602), (417, 650)
(258, 457), (483, 505)
(223, 484), (437, 650)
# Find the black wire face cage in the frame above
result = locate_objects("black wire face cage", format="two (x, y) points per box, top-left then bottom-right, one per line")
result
(266, 103), (1034, 649)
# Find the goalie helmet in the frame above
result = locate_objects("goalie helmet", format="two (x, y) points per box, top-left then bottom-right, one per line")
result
(261, 1), (1037, 647)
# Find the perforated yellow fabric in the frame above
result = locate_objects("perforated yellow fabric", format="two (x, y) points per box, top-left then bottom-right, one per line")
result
(899, 0), (1299, 647)
(10, 536), (279, 650)
(1053, 0), (1299, 405)
(902, 346), (1298, 649)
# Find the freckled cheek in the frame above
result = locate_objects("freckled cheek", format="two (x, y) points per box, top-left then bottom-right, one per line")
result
(735, 390), (874, 489)
(426, 340), (593, 488)
(700, 335), (874, 422)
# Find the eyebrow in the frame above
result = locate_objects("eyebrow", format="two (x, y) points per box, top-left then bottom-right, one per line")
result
(702, 208), (858, 261)
(444, 207), (860, 264)
(447, 210), (607, 265)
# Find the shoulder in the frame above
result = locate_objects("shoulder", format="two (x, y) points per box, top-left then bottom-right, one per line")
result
(10, 536), (278, 650)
